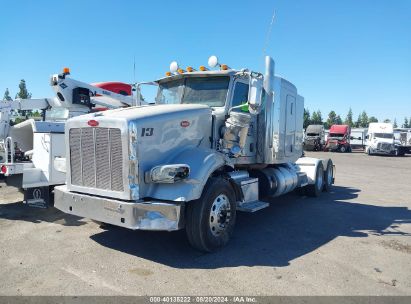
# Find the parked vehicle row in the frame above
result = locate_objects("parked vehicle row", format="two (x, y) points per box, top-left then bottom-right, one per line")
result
(304, 122), (411, 156)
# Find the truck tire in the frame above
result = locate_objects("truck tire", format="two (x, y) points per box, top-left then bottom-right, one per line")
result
(367, 148), (373, 156)
(323, 160), (334, 192)
(339, 145), (347, 153)
(185, 177), (237, 252)
(306, 162), (324, 197)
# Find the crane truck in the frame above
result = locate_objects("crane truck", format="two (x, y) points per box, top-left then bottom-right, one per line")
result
(0, 68), (137, 207)
(54, 56), (335, 252)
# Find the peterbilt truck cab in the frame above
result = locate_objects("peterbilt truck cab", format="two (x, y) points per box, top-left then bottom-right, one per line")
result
(366, 123), (396, 155)
(54, 56), (335, 252)
(325, 124), (351, 152)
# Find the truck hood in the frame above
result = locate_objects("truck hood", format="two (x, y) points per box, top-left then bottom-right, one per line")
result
(68, 104), (211, 123)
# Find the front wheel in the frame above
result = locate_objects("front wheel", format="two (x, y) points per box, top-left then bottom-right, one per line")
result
(185, 177), (237, 252)
(339, 145), (347, 153)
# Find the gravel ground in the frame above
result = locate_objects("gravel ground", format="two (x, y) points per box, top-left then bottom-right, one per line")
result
(0, 151), (410, 296)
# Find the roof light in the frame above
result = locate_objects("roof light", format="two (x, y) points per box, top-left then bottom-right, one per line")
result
(63, 67), (70, 74)
(199, 66), (208, 71)
(186, 66), (195, 72)
(170, 61), (179, 74)
(177, 68), (185, 74)
(165, 72), (172, 76)
(220, 64), (229, 70)
(208, 55), (219, 68)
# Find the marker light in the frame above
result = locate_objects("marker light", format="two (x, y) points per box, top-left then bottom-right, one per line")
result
(63, 67), (70, 74)
(220, 64), (229, 70)
(186, 66), (194, 72)
(199, 66), (208, 71)
(177, 68), (185, 74)
(165, 72), (172, 76)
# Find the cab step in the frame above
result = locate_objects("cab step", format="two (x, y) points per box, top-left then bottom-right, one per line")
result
(237, 200), (269, 212)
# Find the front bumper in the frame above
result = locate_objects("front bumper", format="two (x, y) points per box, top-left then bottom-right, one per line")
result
(54, 185), (184, 231)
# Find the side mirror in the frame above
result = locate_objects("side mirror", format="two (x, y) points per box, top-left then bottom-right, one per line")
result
(248, 76), (263, 114)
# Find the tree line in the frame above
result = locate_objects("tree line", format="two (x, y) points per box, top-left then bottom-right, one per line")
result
(304, 107), (411, 129)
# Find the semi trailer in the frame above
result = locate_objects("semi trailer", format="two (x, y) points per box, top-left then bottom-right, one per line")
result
(394, 128), (411, 156)
(349, 128), (367, 150)
(54, 56), (335, 252)
(303, 124), (325, 151)
(325, 124), (351, 152)
(0, 68), (137, 207)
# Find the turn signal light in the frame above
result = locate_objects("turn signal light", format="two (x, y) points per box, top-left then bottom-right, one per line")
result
(199, 66), (208, 71)
(165, 71), (172, 76)
(1, 165), (7, 174)
(63, 67), (70, 74)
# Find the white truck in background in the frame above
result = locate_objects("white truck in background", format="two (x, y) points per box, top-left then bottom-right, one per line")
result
(0, 68), (137, 207)
(365, 123), (396, 156)
(54, 56), (335, 252)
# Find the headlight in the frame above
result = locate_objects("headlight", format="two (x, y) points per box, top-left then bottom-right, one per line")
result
(145, 164), (190, 183)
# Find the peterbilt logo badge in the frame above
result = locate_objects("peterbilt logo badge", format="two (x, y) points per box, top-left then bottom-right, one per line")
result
(180, 121), (190, 128)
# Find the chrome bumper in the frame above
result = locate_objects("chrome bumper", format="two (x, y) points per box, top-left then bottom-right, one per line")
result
(54, 185), (184, 231)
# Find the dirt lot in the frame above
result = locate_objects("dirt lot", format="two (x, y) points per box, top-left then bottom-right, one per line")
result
(0, 151), (410, 296)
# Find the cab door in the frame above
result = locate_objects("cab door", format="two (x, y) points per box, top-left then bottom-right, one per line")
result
(230, 80), (256, 159)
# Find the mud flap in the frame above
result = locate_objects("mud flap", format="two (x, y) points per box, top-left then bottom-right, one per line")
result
(24, 186), (51, 208)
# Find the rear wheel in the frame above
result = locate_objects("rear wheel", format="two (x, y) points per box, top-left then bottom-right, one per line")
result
(186, 177), (237, 252)
(323, 160), (334, 192)
(306, 162), (324, 197)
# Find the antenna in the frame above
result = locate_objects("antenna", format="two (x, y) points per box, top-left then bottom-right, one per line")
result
(133, 55), (136, 84)
(263, 10), (276, 57)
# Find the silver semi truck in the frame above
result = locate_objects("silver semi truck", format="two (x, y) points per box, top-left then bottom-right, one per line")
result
(304, 124), (325, 151)
(54, 56), (335, 252)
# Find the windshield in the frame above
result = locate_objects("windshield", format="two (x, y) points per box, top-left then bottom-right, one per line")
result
(329, 133), (345, 140)
(157, 76), (230, 107)
(374, 133), (393, 139)
(45, 108), (69, 120)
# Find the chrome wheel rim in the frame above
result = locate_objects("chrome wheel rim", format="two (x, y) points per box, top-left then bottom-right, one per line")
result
(209, 194), (231, 236)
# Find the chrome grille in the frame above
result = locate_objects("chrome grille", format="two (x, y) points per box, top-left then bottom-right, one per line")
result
(69, 127), (124, 192)
(377, 142), (392, 152)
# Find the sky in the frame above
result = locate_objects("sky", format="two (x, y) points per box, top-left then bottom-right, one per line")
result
(0, 0), (410, 123)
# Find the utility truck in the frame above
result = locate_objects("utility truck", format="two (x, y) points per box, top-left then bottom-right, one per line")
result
(303, 124), (325, 151)
(325, 124), (351, 152)
(0, 68), (136, 207)
(54, 56), (335, 252)
(365, 123), (396, 156)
